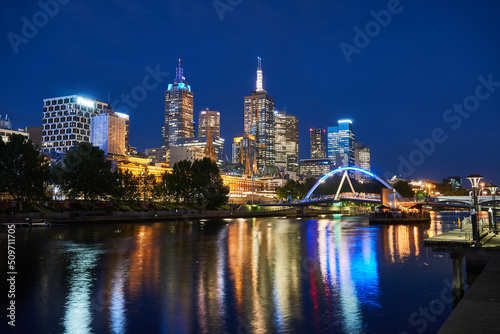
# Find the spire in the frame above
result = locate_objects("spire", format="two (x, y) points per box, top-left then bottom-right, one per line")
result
(175, 59), (185, 83)
(256, 57), (264, 92)
(204, 126), (217, 163)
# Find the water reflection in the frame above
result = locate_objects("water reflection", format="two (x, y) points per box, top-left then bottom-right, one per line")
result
(62, 244), (104, 334)
(5, 217), (454, 333)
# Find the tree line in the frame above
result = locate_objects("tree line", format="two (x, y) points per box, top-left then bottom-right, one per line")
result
(0, 135), (228, 210)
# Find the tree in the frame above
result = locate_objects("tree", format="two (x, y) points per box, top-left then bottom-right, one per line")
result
(0, 134), (50, 209)
(112, 169), (140, 202)
(165, 159), (193, 203)
(393, 180), (414, 198)
(53, 142), (114, 201)
(276, 179), (307, 200)
(165, 158), (229, 209)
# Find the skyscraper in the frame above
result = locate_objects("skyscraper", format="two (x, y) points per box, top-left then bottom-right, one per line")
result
(41, 95), (110, 153)
(243, 58), (275, 169)
(164, 59), (194, 148)
(90, 111), (128, 156)
(310, 129), (326, 159)
(327, 120), (355, 167)
(275, 110), (299, 172)
(354, 142), (370, 171)
(354, 142), (370, 181)
(198, 108), (220, 138)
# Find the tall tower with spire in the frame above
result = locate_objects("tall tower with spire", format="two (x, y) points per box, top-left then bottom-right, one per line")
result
(164, 59), (194, 148)
(243, 58), (275, 169)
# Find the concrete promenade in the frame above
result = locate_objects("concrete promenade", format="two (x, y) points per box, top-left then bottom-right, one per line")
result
(426, 232), (500, 333)
(438, 254), (500, 333)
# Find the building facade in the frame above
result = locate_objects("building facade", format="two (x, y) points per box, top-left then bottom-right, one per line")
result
(327, 120), (355, 168)
(354, 142), (370, 171)
(169, 146), (205, 166)
(90, 112), (128, 156)
(275, 110), (299, 172)
(310, 128), (326, 159)
(145, 147), (169, 164)
(176, 137), (225, 167)
(354, 142), (371, 181)
(164, 60), (194, 148)
(232, 134), (256, 174)
(198, 108), (220, 138)
(300, 158), (336, 178)
(41, 95), (110, 154)
(243, 58), (275, 169)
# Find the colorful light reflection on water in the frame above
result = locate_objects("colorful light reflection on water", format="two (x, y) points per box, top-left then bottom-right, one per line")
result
(0, 216), (460, 333)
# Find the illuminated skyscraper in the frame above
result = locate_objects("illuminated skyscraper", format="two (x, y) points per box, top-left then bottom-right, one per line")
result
(327, 120), (355, 167)
(354, 142), (370, 181)
(41, 95), (110, 153)
(275, 110), (299, 172)
(90, 111), (128, 156)
(198, 108), (220, 138)
(164, 59), (194, 148)
(243, 58), (275, 169)
(310, 129), (326, 159)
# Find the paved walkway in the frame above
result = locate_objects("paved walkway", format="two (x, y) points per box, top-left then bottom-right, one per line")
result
(438, 255), (500, 333)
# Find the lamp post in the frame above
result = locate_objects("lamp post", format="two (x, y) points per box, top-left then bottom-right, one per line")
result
(467, 174), (483, 244)
(486, 184), (498, 233)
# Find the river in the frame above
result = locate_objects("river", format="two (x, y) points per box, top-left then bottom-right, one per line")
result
(0, 213), (470, 333)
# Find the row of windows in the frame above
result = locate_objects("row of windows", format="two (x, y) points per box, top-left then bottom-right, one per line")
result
(43, 128), (89, 136)
(45, 98), (72, 106)
(43, 135), (88, 143)
(44, 105), (99, 113)
(43, 115), (89, 123)
(43, 110), (93, 118)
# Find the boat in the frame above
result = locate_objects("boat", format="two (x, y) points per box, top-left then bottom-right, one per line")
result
(30, 219), (50, 227)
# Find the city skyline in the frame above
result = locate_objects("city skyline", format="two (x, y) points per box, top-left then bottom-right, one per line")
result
(1, 1), (499, 184)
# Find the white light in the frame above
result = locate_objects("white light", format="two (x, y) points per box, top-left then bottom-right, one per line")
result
(114, 112), (129, 119)
(338, 119), (353, 124)
(77, 97), (95, 108)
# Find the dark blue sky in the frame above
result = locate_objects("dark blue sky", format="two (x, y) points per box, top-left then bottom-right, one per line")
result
(1, 0), (499, 185)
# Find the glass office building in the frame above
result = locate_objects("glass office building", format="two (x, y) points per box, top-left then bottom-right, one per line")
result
(327, 120), (355, 167)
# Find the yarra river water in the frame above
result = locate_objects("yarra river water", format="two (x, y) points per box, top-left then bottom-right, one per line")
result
(0, 213), (472, 333)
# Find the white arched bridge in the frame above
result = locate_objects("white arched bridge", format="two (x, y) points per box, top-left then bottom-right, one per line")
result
(259, 166), (498, 210)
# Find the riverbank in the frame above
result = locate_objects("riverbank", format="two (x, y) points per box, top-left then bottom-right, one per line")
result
(0, 207), (334, 225)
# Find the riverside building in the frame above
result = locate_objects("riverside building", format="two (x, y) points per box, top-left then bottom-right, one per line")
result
(41, 95), (110, 154)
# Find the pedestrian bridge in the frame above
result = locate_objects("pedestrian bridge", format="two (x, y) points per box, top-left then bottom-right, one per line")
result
(435, 196), (499, 205)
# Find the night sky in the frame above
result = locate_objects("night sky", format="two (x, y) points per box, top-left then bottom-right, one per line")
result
(1, 0), (499, 185)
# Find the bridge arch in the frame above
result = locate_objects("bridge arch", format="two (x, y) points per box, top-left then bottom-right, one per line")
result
(304, 167), (402, 200)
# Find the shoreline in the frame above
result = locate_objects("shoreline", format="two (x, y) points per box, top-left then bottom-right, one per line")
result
(0, 208), (340, 225)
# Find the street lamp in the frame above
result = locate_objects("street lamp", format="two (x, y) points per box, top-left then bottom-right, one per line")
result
(467, 174), (483, 244)
(486, 183), (498, 233)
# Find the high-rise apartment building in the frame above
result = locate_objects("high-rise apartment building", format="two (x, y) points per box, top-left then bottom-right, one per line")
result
(198, 108), (220, 138)
(354, 142), (370, 181)
(41, 95), (110, 153)
(310, 128), (326, 159)
(243, 58), (275, 169)
(327, 120), (355, 167)
(164, 59), (194, 148)
(90, 111), (128, 156)
(275, 110), (299, 172)
(354, 142), (370, 171)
